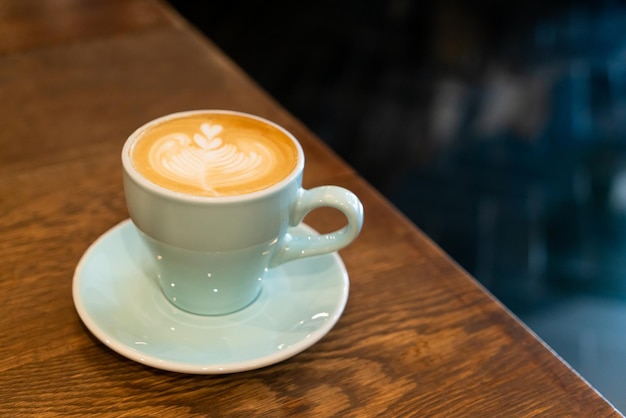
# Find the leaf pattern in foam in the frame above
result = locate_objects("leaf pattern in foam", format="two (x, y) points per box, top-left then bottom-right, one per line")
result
(149, 123), (271, 196)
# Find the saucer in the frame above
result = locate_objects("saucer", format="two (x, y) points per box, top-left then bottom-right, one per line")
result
(72, 219), (349, 374)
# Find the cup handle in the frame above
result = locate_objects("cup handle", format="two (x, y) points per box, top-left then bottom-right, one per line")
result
(269, 186), (364, 267)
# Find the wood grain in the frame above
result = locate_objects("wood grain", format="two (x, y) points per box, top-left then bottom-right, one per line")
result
(0, 0), (169, 54)
(0, 0), (621, 416)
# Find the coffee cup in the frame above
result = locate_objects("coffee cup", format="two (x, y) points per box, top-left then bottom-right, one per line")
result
(122, 110), (363, 315)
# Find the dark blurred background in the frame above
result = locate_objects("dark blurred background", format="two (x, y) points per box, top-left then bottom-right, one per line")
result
(168, 0), (626, 410)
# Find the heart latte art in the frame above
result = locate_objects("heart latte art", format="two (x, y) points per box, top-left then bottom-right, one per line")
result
(130, 113), (298, 197)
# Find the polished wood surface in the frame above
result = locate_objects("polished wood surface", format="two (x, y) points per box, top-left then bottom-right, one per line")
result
(0, 1), (621, 416)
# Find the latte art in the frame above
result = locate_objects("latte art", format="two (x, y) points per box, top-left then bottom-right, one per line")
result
(151, 122), (271, 194)
(130, 113), (298, 197)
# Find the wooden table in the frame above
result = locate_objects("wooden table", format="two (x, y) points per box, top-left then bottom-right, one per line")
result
(0, 1), (621, 416)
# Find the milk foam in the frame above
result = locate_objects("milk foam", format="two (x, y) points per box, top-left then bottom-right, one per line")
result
(147, 122), (278, 196)
(130, 112), (300, 197)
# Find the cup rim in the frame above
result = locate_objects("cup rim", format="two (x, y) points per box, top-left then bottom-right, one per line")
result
(121, 109), (305, 204)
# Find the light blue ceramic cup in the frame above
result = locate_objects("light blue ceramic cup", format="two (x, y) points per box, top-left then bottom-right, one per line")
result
(122, 110), (363, 315)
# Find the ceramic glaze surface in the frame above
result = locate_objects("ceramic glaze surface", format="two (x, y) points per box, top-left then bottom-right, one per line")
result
(141, 231), (271, 315)
(72, 220), (349, 374)
(122, 110), (362, 315)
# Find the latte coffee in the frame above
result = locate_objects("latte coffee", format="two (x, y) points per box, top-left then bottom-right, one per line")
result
(122, 110), (363, 315)
(129, 112), (299, 197)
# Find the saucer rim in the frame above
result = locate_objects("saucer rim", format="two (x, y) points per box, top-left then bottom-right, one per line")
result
(72, 219), (349, 374)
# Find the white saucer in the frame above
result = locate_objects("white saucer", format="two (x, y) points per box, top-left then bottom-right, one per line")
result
(72, 219), (349, 374)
